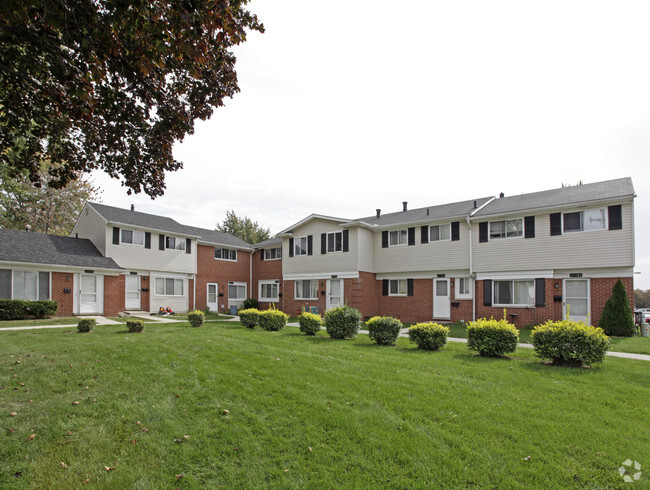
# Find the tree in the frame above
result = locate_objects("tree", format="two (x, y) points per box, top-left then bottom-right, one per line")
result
(599, 279), (635, 337)
(215, 210), (270, 245)
(0, 160), (100, 235)
(0, 1), (263, 197)
(634, 289), (650, 309)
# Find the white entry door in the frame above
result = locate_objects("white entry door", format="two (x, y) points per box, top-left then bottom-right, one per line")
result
(326, 279), (344, 311)
(207, 283), (219, 312)
(433, 278), (451, 320)
(564, 279), (590, 323)
(125, 275), (141, 310)
(79, 274), (99, 314)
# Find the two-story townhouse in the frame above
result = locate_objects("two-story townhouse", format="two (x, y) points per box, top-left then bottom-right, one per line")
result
(0, 228), (122, 315)
(253, 237), (284, 310)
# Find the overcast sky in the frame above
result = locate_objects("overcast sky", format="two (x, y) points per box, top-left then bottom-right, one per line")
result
(91, 0), (650, 289)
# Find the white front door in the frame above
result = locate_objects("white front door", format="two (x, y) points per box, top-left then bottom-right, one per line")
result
(433, 278), (451, 320)
(564, 279), (590, 323)
(125, 275), (141, 310)
(79, 274), (99, 314)
(326, 279), (344, 310)
(207, 283), (219, 312)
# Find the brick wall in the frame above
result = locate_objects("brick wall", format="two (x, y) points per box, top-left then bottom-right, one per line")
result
(376, 279), (433, 324)
(195, 244), (251, 313)
(591, 276), (634, 327)
(51, 272), (74, 316)
(103, 274), (125, 317)
(252, 250), (283, 310)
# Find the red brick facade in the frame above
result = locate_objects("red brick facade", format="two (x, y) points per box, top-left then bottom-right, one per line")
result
(51, 272), (75, 316)
(103, 275), (125, 317)
(252, 250), (283, 310)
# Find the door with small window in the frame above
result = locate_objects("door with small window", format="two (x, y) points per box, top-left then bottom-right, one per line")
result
(563, 279), (590, 323)
(207, 283), (219, 312)
(326, 279), (343, 311)
(433, 278), (451, 320)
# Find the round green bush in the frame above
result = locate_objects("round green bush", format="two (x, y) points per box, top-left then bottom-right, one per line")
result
(77, 318), (96, 333)
(324, 305), (361, 339)
(367, 316), (403, 346)
(408, 322), (449, 350)
(188, 310), (205, 327)
(531, 319), (610, 367)
(126, 319), (144, 333)
(299, 312), (323, 335)
(238, 308), (260, 328)
(242, 298), (259, 310)
(259, 309), (289, 331)
(467, 318), (518, 357)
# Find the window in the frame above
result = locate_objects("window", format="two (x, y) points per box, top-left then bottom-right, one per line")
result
(327, 232), (343, 253)
(493, 280), (534, 306)
(121, 229), (144, 246)
(429, 224), (451, 242)
(264, 248), (282, 260)
(294, 236), (308, 256)
(228, 283), (246, 300)
(166, 236), (185, 251)
(489, 219), (523, 239)
(456, 277), (472, 299)
(389, 230), (408, 246)
(295, 280), (318, 300)
(154, 277), (184, 296)
(563, 208), (606, 233)
(259, 281), (279, 301)
(1, 270), (50, 300)
(215, 248), (237, 261)
(389, 279), (408, 296)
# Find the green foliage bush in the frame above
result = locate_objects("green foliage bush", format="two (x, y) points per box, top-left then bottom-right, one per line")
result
(366, 316), (403, 346)
(188, 310), (205, 327)
(298, 312), (322, 335)
(238, 308), (260, 328)
(599, 278), (635, 337)
(126, 319), (145, 333)
(531, 319), (610, 367)
(77, 318), (96, 333)
(408, 322), (449, 351)
(259, 309), (289, 331)
(324, 305), (361, 339)
(242, 298), (259, 310)
(467, 318), (518, 357)
(0, 299), (58, 320)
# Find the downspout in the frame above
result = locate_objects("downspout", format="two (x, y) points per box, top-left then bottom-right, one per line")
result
(466, 215), (475, 322)
(249, 249), (253, 302)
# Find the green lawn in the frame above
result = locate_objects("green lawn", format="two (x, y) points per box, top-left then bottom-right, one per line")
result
(0, 317), (80, 329)
(1, 322), (648, 488)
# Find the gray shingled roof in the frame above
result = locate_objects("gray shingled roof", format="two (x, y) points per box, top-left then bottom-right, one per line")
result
(355, 197), (494, 227)
(183, 225), (253, 249)
(472, 177), (635, 218)
(0, 228), (122, 270)
(254, 237), (282, 248)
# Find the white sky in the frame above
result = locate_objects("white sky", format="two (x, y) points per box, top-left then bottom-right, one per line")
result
(91, 0), (650, 289)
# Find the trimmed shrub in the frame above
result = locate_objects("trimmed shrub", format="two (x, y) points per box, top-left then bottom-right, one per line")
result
(188, 310), (205, 327)
(367, 316), (403, 346)
(26, 300), (58, 319)
(259, 309), (289, 331)
(242, 298), (259, 310)
(531, 319), (610, 367)
(408, 322), (449, 351)
(77, 318), (96, 333)
(0, 299), (58, 320)
(324, 305), (362, 339)
(126, 319), (145, 333)
(298, 312), (323, 335)
(238, 308), (260, 328)
(467, 318), (518, 357)
(599, 278), (635, 337)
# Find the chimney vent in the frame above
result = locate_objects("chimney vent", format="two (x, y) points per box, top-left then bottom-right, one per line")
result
(426, 208), (429, 216)
(473, 200), (477, 209)
(131, 204), (135, 211)
(403, 201), (408, 212)
(25, 224), (31, 232)
(376, 209), (381, 219)
(499, 192), (504, 199)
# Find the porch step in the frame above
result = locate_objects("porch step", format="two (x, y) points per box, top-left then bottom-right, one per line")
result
(118, 310), (152, 317)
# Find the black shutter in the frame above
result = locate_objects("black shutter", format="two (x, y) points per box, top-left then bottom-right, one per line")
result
(479, 222), (488, 243)
(342, 230), (349, 252)
(550, 213), (562, 236)
(535, 278), (545, 307)
(159, 234), (165, 250)
(407, 279), (414, 296)
(144, 232), (151, 249)
(608, 205), (622, 230)
(321, 233), (327, 254)
(260, 249), (265, 261)
(185, 238), (191, 254)
(289, 238), (294, 257)
(451, 222), (460, 241)
(483, 279), (492, 306)
(382, 279), (389, 296)
(524, 216), (535, 239)
(113, 227), (120, 245)
(408, 227), (415, 246)
(382, 231), (388, 248)
(420, 226), (429, 244)
(307, 235), (313, 255)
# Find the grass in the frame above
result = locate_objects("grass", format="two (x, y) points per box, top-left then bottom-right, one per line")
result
(0, 317), (80, 329)
(1, 322), (648, 488)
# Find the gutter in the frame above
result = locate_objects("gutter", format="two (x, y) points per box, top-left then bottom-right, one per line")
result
(466, 215), (475, 322)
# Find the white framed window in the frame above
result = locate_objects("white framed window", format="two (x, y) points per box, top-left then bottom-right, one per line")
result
(215, 248), (237, 261)
(0, 270), (50, 301)
(264, 248), (282, 260)
(389, 279), (408, 296)
(327, 231), (343, 253)
(489, 219), (523, 239)
(563, 208), (606, 233)
(294, 236), (308, 256)
(389, 230), (408, 246)
(429, 224), (451, 242)
(259, 281), (280, 302)
(165, 236), (185, 251)
(493, 280), (534, 306)
(455, 277), (472, 299)
(295, 279), (318, 300)
(154, 277), (184, 296)
(228, 282), (247, 300)
(121, 229), (145, 246)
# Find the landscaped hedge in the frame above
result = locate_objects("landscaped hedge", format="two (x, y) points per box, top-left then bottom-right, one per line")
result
(77, 318), (96, 333)
(324, 305), (361, 339)
(298, 312), (323, 335)
(366, 316), (403, 346)
(188, 310), (205, 327)
(259, 309), (289, 331)
(238, 308), (260, 328)
(0, 299), (58, 320)
(242, 298), (259, 310)
(408, 322), (449, 351)
(467, 318), (519, 357)
(126, 319), (145, 333)
(599, 278), (635, 337)
(531, 319), (610, 367)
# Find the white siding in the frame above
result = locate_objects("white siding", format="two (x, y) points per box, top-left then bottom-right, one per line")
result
(150, 274), (189, 313)
(357, 228), (374, 272)
(71, 205), (107, 255)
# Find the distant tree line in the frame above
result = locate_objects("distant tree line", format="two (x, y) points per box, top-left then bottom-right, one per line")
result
(634, 289), (650, 308)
